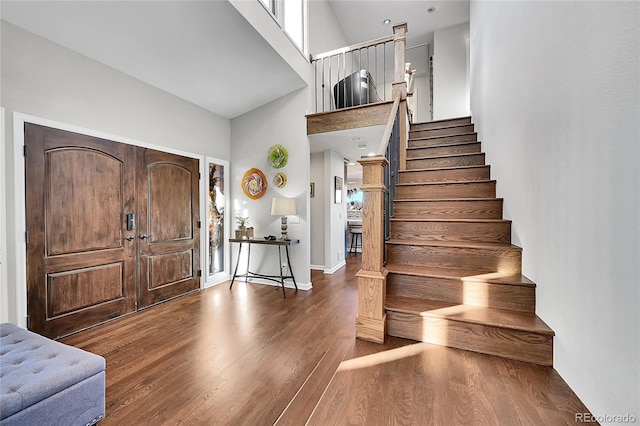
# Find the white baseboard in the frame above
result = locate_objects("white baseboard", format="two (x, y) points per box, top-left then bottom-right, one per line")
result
(323, 260), (346, 274)
(203, 274), (231, 289)
(310, 264), (325, 271)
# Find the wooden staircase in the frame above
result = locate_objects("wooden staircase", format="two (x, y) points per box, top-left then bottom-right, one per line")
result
(384, 116), (555, 366)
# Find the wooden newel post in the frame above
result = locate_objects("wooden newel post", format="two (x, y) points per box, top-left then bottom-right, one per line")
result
(355, 156), (389, 343)
(393, 22), (409, 172)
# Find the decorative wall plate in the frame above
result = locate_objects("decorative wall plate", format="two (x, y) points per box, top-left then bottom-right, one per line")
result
(268, 144), (288, 169)
(273, 172), (287, 188)
(241, 168), (267, 200)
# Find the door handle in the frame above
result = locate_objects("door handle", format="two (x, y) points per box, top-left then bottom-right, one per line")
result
(139, 234), (151, 240)
(125, 235), (135, 241)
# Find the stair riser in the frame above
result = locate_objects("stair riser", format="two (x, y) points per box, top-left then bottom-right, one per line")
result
(411, 117), (471, 131)
(386, 244), (522, 273)
(407, 153), (485, 170)
(390, 221), (511, 244)
(394, 200), (504, 220)
(396, 182), (496, 200)
(409, 133), (477, 148)
(407, 143), (481, 159)
(410, 124), (475, 139)
(386, 311), (553, 366)
(386, 274), (535, 312)
(398, 167), (491, 184)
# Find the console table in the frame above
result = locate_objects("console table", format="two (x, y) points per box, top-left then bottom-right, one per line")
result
(229, 238), (299, 297)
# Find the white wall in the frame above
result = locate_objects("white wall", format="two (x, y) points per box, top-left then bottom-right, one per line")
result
(470, 1), (639, 419)
(308, 0), (348, 55)
(229, 0), (311, 86)
(310, 152), (325, 268)
(324, 150), (347, 273)
(230, 89), (311, 287)
(1, 21), (231, 325)
(307, 0), (349, 271)
(308, 0), (351, 113)
(0, 107), (7, 323)
(433, 22), (470, 120)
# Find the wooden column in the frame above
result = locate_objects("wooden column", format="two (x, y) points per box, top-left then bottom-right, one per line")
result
(356, 156), (388, 343)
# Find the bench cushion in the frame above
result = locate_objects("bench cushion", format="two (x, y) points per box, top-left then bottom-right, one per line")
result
(0, 323), (105, 420)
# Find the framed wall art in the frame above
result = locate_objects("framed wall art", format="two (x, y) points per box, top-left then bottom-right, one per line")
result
(334, 176), (343, 204)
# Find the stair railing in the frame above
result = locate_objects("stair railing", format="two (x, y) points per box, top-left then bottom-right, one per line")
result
(310, 22), (414, 113)
(355, 24), (409, 344)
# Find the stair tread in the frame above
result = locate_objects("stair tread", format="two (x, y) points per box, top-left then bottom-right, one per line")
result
(411, 116), (471, 127)
(386, 239), (521, 251)
(396, 180), (495, 187)
(384, 263), (535, 287)
(399, 165), (489, 173)
(407, 152), (485, 160)
(390, 218), (511, 224)
(395, 197), (503, 202)
(385, 295), (553, 335)
(407, 141), (480, 150)
(408, 132), (477, 141)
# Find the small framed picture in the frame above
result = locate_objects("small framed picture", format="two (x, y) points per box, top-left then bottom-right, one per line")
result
(310, 182), (315, 198)
(334, 176), (343, 204)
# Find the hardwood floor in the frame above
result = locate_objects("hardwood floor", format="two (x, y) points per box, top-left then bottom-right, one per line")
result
(61, 256), (591, 425)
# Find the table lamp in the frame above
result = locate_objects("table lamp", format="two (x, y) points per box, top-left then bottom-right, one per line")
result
(271, 197), (297, 240)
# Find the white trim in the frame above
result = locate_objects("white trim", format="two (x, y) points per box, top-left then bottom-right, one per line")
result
(204, 156), (231, 289)
(310, 264), (325, 271)
(0, 107), (8, 323)
(12, 112), (208, 328)
(323, 260), (346, 274)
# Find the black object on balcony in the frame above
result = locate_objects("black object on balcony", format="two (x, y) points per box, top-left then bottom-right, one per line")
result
(333, 69), (381, 109)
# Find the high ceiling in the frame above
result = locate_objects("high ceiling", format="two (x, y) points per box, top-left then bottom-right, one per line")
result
(317, 1), (470, 182)
(0, 0), (306, 119)
(328, 0), (470, 47)
(1, 0), (470, 181)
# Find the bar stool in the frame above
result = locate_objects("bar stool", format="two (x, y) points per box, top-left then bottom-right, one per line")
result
(349, 224), (363, 253)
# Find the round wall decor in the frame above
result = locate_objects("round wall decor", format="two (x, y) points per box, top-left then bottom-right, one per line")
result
(241, 168), (267, 200)
(273, 172), (287, 188)
(268, 144), (288, 169)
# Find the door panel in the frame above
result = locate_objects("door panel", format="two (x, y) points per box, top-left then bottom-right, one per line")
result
(25, 124), (137, 338)
(46, 149), (123, 255)
(26, 125), (201, 337)
(137, 148), (200, 308)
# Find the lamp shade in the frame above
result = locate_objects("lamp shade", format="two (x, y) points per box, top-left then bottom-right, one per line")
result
(271, 197), (297, 216)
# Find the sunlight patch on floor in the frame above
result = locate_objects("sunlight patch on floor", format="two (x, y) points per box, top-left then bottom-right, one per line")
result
(337, 343), (427, 371)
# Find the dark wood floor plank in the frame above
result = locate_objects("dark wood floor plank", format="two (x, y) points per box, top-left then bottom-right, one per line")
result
(60, 256), (591, 425)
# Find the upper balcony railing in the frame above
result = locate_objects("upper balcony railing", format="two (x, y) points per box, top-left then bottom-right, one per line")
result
(310, 35), (395, 114)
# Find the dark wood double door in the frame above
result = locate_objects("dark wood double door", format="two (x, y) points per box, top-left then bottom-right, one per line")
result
(25, 124), (200, 338)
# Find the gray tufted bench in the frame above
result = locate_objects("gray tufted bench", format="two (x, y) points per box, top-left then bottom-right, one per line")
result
(0, 323), (105, 425)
